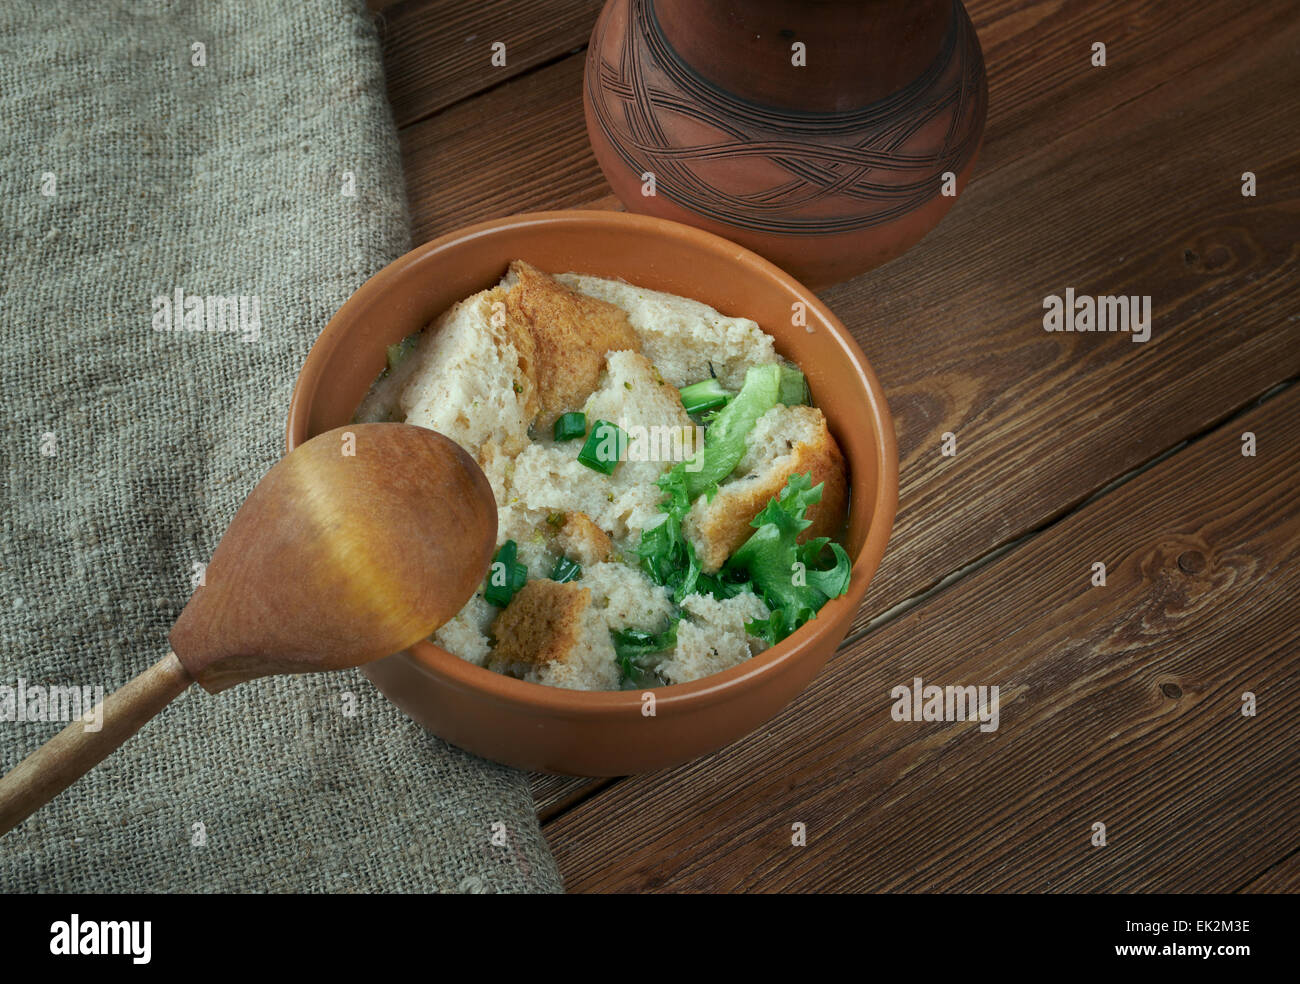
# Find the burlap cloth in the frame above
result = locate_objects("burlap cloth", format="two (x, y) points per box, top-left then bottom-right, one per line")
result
(0, 1), (562, 892)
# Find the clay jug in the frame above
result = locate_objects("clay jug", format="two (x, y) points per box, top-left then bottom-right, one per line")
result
(583, 0), (988, 286)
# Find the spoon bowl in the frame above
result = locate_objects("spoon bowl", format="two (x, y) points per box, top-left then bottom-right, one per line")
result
(0, 422), (496, 834)
(171, 423), (498, 692)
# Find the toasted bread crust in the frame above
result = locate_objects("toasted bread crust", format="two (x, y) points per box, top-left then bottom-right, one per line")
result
(484, 284), (540, 427)
(557, 511), (614, 566)
(489, 579), (591, 668)
(691, 417), (848, 572)
(504, 260), (640, 427)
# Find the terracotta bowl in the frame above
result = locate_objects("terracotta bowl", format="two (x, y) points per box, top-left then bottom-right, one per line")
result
(286, 210), (897, 775)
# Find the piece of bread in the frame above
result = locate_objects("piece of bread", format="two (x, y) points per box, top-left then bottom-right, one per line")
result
(495, 504), (613, 581)
(485, 562), (675, 691)
(579, 561), (676, 631)
(383, 263), (640, 458)
(486, 575), (635, 691)
(656, 590), (771, 686)
(488, 579), (591, 672)
(556, 511), (613, 566)
(508, 444), (661, 545)
(494, 501), (555, 575)
(684, 404), (849, 573)
(509, 350), (692, 540)
(555, 273), (777, 390)
(582, 350), (695, 489)
(476, 443), (513, 508)
(432, 593), (496, 667)
(502, 260), (640, 428)
(395, 286), (535, 460)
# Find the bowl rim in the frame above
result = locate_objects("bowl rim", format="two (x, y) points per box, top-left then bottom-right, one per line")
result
(287, 209), (897, 716)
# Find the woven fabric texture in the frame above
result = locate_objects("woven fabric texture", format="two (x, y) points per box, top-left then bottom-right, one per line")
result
(0, 0), (562, 893)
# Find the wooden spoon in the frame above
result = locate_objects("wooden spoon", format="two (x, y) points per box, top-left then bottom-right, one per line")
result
(0, 423), (497, 836)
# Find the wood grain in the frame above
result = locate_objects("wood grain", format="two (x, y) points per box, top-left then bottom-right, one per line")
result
(827, 9), (1300, 643)
(545, 386), (1300, 891)
(533, 775), (616, 822)
(371, 0), (603, 128)
(396, 0), (1298, 238)
(965, 0), (1299, 182)
(1240, 849), (1300, 893)
(376, 0), (1300, 874)
(527, 2), (1300, 813)
(400, 55), (605, 244)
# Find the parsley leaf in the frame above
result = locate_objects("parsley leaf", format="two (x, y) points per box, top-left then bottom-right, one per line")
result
(724, 472), (851, 644)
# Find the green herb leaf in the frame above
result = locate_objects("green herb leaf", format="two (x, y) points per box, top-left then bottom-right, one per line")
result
(612, 620), (679, 686)
(680, 363), (782, 500)
(777, 365), (809, 406)
(724, 472), (851, 645)
(633, 468), (703, 602)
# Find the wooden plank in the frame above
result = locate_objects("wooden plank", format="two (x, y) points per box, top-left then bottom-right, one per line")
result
(824, 7), (1300, 638)
(371, 0), (603, 128)
(400, 55), (607, 244)
(965, 0), (1299, 182)
(532, 775), (616, 822)
(544, 385), (1300, 891)
(1239, 849), (1300, 893)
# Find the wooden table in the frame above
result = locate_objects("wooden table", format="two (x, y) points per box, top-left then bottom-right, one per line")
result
(369, 0), (1299, 892)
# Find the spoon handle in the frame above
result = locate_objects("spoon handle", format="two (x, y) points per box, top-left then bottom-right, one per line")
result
(0, 651), (193, 836)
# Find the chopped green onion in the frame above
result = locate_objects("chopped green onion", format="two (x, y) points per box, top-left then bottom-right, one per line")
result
(385, 334), (419, 373)
(484, 540), (528, 607)
(577, 419), (628, 475)
(678, 378), (734, 415)
(553, 411), (587, 442)
(551, 556), (582, 583)
(777, 365), (809, 406)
